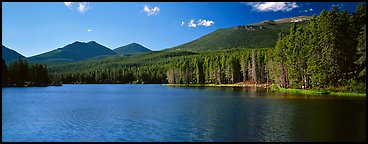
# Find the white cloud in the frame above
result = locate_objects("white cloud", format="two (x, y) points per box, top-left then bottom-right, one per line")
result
(332, 3), (344, 9)
(197, 19), (215, 27)
(87, 29), (92, 32)
(77, 2), (90, 13)
(299, 8), (313, 13)
(64, 2), (73, 9)
(245, 2), (299, 12)
(63, 2), (91, 13)
(143, 5), (160, 16)
(188, 19), (197, 28)
(185, 19), (215, 28)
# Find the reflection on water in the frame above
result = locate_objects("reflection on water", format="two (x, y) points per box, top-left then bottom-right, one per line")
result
(2, 84), (366, 142)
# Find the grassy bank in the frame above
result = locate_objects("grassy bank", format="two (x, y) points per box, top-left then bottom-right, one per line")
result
(271, 87), (366, 97)
(163, 84), (366, 97)
(162, 83), (268, 88)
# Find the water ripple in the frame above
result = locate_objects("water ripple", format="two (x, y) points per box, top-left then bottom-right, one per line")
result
(2, 84), (366, 142)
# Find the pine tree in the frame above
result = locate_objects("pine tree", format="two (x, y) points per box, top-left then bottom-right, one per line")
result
(2, 58), (9, 86)
(355, 25), (366, 80)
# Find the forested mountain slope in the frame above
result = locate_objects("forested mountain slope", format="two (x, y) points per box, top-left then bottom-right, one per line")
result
(168, 16), (310, 52)
(27, 41), (117, 63)
(113, 43), (152, 55)
(2, 45), (26, 62)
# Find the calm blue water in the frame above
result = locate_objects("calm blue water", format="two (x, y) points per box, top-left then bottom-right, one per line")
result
(2, 84), (366, 142)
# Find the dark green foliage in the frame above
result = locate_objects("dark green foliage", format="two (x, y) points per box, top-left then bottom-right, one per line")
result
(8, 58), (29, 85)
(166, 48), (269, 85)
(268, 4), (366, 90)
(45, 50), (186, 84)
(2, 45), (26, 62)
(193, 58), (204, 84)
(113, 43), (152, 55)
(6, 58), (50, 86)
(27, 41), (117, 63)
(29, 64), (50, 85)
(347, 79), (366, 93)
(2, 58), (9, 85)
(355, 25), (366, 81)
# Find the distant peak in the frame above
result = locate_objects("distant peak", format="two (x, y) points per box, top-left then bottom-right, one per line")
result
(113, 42), (151, 54)
(67, 41), (87, 47)
(72, 41), (83, 44)
(70, 41), (100, 45)
(129, 42), (140, 45)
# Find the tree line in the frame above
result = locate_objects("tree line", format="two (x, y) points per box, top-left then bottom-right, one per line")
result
(50, 65), (166, 84)
(45, 51), (196, 84)
(166, 49), (269, 85)
(2, 58), (51, 86)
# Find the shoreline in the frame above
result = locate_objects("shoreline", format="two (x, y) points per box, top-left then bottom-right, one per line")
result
(163, 84), (366, 97)
(271, 87), (366, 97)
(3, 83), (365, 97)
(2, 83), (62, 87)
(162, 83), (269, 88)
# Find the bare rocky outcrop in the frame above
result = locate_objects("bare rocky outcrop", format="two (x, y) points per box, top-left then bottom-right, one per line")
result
(234, 16), (311, 29)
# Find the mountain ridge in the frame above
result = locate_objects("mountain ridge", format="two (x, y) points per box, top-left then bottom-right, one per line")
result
(166, 16), (310, 52)
(2, 45), (26, 62)
(113, 43), (152, 55)
(27, 41), (117, 63)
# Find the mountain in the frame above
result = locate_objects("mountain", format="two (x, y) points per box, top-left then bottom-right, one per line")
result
(168, 16), (311, 52)
(27, 41), (117, 63)
(113, 43), (152, 55)
(2, 45), (26, 62)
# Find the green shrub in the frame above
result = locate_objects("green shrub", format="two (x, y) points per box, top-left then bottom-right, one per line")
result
(348, 79), (366, 93)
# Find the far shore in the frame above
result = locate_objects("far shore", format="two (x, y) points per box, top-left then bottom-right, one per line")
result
(162, 83), (269, 88)
(2, 83), (62, 87)
(3, 83), (365, 97)
(163, 83), (366, 97)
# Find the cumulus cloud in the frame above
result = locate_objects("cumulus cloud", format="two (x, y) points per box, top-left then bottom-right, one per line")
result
(197, 19), (215, 27)
(77, 2), (90, 13)
(64, 2), (73, 9)
(63, 2), (91, 13)
(183, 19), (215, 28)
(244, 2), (299, 12)
(143, 5), (160, 16)
(87, 29), (92, 32)
(188, 19), (197, 28)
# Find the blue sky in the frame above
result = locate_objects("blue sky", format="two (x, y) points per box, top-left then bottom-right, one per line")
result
(2, 2), (363, 57)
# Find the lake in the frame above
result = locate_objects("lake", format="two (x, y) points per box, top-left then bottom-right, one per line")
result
(2, 84), (366, 142)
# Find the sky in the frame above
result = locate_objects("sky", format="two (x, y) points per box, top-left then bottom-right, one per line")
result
(2, 2), (364, 57)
